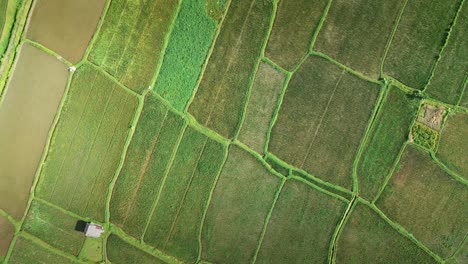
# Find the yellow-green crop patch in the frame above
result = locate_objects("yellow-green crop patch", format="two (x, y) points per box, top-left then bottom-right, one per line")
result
(238, 61), (285, 154)
(89, 0), (179, 93)
(269, 55), (379, 189)
(384, 0), (460, 89)
(111, 93), (186, 238)
(437, 113), (468, 179)
(36, 64), (139, 221)
(315, 0), (403, 79)
(376, 144), (468, 257)
(265, 0), (327, 71)
(188, 0), (274, 139)
(336, 203), (437, 263)
(144, 126), (226, 262)
(22, 200), (85, 256)
(201, 145), (282, 263)
(357, 86), (419, 200)
(426, 1), (468, 104)
(256, 178), (347, 263)
(107, 234), (165, 264)
(8, 235), (75, 264)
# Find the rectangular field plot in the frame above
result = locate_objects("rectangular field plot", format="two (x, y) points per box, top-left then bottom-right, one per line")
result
(26, 0), (106, 63)
(357, 86), (419, 200)
(8, 235), (74, 264)
(106, 235), (165, 264)
(89, 0), (179, 93)
(336, 203), (437, 264)
(22, 200), (84, 256)
(238, 61), (285, 153)
(384, 1), (460, 89)
(201, 145), (282, 264)
(269, 55), (379, 189)
(0, 43), (68, 220)
(188, 0), (273, 138)
(376, 144), (468, 257)
(144, 127), (226, 263)
(265, 0), (327, 71)
(314, 0), (403, 79)
(36, 64), (139, 222)
(256, 178), (347, 263)
(0, 215), (14, 257)
(437, 113), (468, 179)
(426, 2), (468, 104)
(154, 0), (226, 111)
(110, 93), (186, 238)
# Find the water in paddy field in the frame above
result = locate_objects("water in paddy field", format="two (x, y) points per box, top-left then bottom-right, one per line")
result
(0, 43), (68, 220)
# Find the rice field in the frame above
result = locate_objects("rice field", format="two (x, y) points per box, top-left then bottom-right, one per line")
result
(0, 0), (466, 263)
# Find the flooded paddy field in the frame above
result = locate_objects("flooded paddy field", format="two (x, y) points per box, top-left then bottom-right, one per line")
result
(0, 215), (15, 258)
(26, 0), (106, 63)
(0, 43), (68, 220)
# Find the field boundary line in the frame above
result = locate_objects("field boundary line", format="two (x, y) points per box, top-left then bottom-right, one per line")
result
(235, 141), (285, 180)
(422, 0), (465, 92)
(110, 224), (184, 264)
(0, 208), (19, 229)
(260, 56), (290, 75)
(310, 51), (380, 84)
(263, 72), (292, 154)
(183, 0), (233, 113)
(251, 178), (286, 264)
(430, 150), (468, 186)
(444, 234), (467, 261)
(265, 151), (353, 195)
(0, 0), (33, 99)
(148, 0), (183, 89)
(309, 0), (333, 51)
(66, 85), (117, 210)
(234, 0), (277, 141)
(34, 197), (95, 225)
(164, 138), (209, 246)
(352, 82), (390, 194)
(379, 0), (408, 77)
(121, 109), (169, 226)
(456, 75), (468, 107)
(14, 231), (81, 263)
(291, 176), (350, 204)
(363, 199), (444, 263)
(141, 123), (188, 240)
(86, 60), (140, 98)
(300, 69), (345, 168)
(328, 196), (357, 263)
(104, 89), (149, 224)
(22, 38), (73, 66)
(196, 144), (229, 262)
(82, 0), (112, 61)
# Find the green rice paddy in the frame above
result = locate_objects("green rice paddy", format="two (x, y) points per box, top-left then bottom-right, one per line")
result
(0, 0), (466, 263)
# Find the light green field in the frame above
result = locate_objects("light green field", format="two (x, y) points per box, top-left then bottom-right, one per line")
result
(8, 235), (75, 264)
(36, 64), (139, 221)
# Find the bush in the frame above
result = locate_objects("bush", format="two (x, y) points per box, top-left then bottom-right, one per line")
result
(412, 122), (439, 151)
